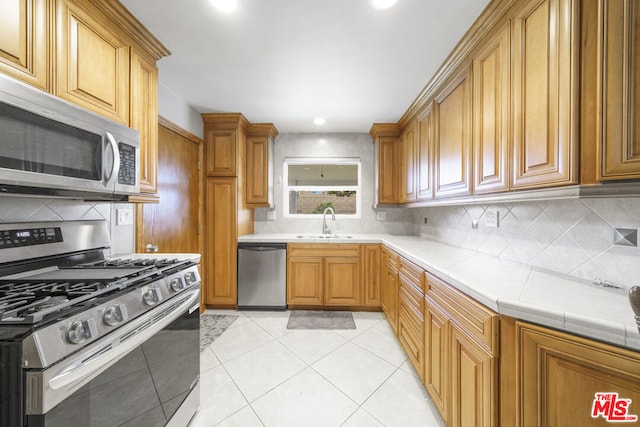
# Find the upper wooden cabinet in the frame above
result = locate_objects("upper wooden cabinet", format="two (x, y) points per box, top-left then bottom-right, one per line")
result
(56, 0), (130, 125)
(400, 121), (418, 203)
(434, 67), (473, 198)
(0, 0), (170, 199)
(370, 124), (400, 205)
(582, 0), (640, 181)
(131, 51), (158, 194)
(205, 127), (240, 177)
(0, 0), (49, 90)
(246, 124), (278, 207)
(417, 104), (434, 200)
(472, 23), (510, 194)
(511, 0), (578, 189)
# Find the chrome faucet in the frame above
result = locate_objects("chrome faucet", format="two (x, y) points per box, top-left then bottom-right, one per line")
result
(322, 206), (336, 235)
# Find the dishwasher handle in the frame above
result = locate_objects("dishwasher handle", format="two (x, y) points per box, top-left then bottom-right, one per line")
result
(238, 242), (287, 252)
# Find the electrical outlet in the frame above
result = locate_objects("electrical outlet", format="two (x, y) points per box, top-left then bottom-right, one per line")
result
(423, 217), (428, 224)
(116, 208), (133, 225)
(484, 210), (499, 228)
(376, 211), (387, 221)
(267, 210), (276, 221)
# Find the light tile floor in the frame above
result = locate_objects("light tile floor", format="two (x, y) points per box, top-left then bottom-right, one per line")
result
(190, 310), (446, 427)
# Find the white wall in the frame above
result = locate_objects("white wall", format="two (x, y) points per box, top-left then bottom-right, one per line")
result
(157, 80), (203, 139)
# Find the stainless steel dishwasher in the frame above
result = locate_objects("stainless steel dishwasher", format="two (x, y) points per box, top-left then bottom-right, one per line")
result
(237, 242), (287, 310)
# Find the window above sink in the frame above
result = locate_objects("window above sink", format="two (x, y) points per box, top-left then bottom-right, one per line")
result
(283, 158), (361, 218)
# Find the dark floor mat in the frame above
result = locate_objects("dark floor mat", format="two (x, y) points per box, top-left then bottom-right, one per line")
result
(286, 310), (356, 330)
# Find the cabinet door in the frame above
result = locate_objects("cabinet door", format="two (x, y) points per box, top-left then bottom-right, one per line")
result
(287, 257), (323, 305)
(246, 136), (269, 206)
(434, 68), (473, 198)
(0, 0), (48, 90)
(324, 257), (361, 306)
(131, 51), (158, 194)
(417, 104), (433, 200)
(473, 23), (510, 194)
(382, 263), (399, 334)
(425, 297), (449, 424)
(56, 0), (129, 124)
(205, 128), (237, 176)
(450, 325), (498, 427)
(362, 244), (381, 306)
(400, 122), (418, 203)
(512, 0), (577, 189)
(517, 322), (640, 426)
(598, 0), (640, 180)
(378, 136), (399, 204)
(205, 178), (237, 306)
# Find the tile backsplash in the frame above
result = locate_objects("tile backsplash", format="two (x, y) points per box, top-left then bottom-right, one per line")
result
(254, 133), (417, 235)
(415, 197), (640, 289)
(0, 195), (135, 256)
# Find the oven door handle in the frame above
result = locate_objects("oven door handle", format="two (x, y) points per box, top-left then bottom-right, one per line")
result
(48, 289), (200, 392)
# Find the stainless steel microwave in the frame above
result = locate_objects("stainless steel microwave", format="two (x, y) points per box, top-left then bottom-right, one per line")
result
(0, 74), (140, 200)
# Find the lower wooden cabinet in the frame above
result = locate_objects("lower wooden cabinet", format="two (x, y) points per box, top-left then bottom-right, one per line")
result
(204, 177), (246, 306)
(362, 244), (381, 307)
(424, 271), (499, 427)
(424, 296), (449, 423)
(511, 321), (640, 427)
(398, 257), (426, 380)
(287, 244), (362, 307)
(380, 246), (399, 333)
(287, 256), (323, 305)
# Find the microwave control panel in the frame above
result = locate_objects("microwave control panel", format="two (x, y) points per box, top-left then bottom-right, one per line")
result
(118, 143), (136, 186)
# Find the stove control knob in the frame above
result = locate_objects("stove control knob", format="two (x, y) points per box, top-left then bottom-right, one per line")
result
(103, 304), (129, 326)
(184, 271), (197, 286)
(170, 277), (185, 292)
(65, 319), (97, 345)
(142, 288), (162, 306)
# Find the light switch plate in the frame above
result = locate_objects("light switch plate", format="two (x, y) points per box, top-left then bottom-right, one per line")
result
(484, 210), (499, 228)
(376, 211), (387, 221)
(267, 210), (276, 221)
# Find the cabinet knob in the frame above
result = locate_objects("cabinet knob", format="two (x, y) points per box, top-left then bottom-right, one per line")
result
(145, 243), (159, 253)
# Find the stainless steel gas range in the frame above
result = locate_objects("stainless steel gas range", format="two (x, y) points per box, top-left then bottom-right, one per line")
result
(0, 220), (201, 427)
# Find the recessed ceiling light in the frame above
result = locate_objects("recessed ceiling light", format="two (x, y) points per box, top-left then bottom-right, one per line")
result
(211, 0), (237, 12)
(313, 117), (326, 125)
(369, 0), (398, 10)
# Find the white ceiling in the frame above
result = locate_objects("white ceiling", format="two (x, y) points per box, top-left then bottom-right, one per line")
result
(120, 0), (490, 133)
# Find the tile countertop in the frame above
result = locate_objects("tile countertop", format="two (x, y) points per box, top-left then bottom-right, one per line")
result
(238, 233), (640, 352)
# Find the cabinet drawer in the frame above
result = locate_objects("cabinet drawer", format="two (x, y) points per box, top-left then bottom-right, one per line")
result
(399, 279), (424, 314)
(425, 272), (498, 354)
(384, 247), (400, 272)
(398, 309), (425, 379)
(399, 257), (424, 293)
(287, 244), (361, 258)
(399, 299), (424, 338)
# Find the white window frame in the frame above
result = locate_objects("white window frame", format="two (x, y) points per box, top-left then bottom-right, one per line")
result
(283, 157), (361, 219)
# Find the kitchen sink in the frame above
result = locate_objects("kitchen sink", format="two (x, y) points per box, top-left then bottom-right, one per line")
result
(296, 234), (354, 239)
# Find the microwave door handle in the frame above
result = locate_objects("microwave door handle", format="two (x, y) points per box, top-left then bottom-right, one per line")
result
(104, 132), (120, 187)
